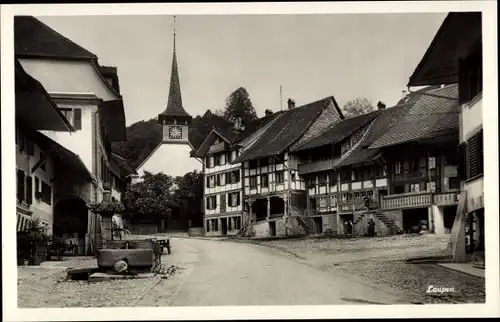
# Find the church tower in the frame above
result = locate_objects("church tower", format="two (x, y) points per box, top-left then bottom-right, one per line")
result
(158, 16), (192, 145)
(133, 16), (202, 182)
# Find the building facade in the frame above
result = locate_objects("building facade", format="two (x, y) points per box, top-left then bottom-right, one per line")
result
(15, 16), (129, 255)
(407, 12), (484, 262)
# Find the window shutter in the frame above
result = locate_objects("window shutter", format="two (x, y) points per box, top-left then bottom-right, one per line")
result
(26, 176), (33, 205)
(477, 130), (484, 175)
(17, 170), (25, 202)
(74, 108), (82, 130)
(468, 134), (479, 178)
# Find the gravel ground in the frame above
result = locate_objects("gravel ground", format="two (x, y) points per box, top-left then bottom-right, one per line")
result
(232, 234), (485, 304)
(17, 256), (179, 308)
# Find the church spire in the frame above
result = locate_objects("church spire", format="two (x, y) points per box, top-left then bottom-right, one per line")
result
(159, 15), (192, 124)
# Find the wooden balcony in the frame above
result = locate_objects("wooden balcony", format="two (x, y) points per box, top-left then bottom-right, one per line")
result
(298, 159), (338, 175)
(434, 191), (460, 206)
(381, 192), (432, 210)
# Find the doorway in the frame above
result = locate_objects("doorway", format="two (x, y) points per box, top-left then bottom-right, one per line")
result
(221, 218), (228, 236)
(269, 221), (276, 237)
(313, 217), (323, 233)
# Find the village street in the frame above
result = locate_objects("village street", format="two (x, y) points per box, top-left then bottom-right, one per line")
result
(18, 235), (485, 308)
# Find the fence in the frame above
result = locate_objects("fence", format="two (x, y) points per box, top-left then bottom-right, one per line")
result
(127, 225), (158, 235)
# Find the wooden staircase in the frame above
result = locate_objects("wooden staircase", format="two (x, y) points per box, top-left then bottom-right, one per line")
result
(373, 212), (401, 235)
(297, 212), (319, 235)
(235, 218), (252, 238)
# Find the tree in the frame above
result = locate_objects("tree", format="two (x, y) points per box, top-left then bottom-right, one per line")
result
(173, 170), (204, 227)
(342, 97), (375, 118)
(220, 87), (258, 125)
(122, 171), (178, 228)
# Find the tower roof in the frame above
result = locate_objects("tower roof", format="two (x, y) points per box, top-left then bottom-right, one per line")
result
(159, 17), (192, 120)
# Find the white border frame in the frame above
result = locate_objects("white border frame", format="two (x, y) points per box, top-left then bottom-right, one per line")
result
(2, 2), (498, 321)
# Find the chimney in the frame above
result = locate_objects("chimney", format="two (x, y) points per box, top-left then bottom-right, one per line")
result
(287, 98), (296, 110)
(233, 116), (245, 131)
(265, 109), (273, 116)
(377, 101), (386, 110)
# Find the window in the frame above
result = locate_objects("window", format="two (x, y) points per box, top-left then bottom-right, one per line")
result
(426, 181), (436, 192)
(260, 157), (269, 167)
(341, 193), (351, 202)
(428, 157), (436, 170)
(207, 156), (215, 168)
(34, 177), (40, 197)
(467, 130), (484, 179)
(219, 153), (226, 166)
(319, 196), (328, 208)
(353, 168), (364, 181)
(249, 176), (257, 189)
(351, 171), (355, 181)
(340, 171), (350, 183)
(206, 196), (217, 210)
(410, 183), (420, 193)
(261, 174), (269, 188)
(229, 150), (238, 162)
(216, 173), (225, 186)
(39, 152), (46, 171)
(449, 177), (461, 190)
(395, 162), (402, 175)
(17, 169), (25, 202)
(210, 219), (219, 231)
(207, 176), (216, 188)
(233, 217), (241, 230)
(249, 160), (258, 169)
(291, 172), (296, 182)
(228, 192), (240, 207)
(318, 174), (327, 186)
(375, 165), (386, 178)
(206, 220), (210, 232)
(306, 176), (316, 188)
(26, 176), (33, 205)
(410, 159), (419, 172)
(330, 194), (338, 207)
(59, 108), (82, 130)
(41, 181), (52, 205)
(276, 171), (284, 184)
(227, 170), (240, 184)
(214, 154), (221, 166)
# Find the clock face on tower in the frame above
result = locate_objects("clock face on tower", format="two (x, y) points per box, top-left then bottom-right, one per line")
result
(169, 126), (183, 139)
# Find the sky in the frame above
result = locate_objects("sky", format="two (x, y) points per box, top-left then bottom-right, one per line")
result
(38, 13), (447, 126)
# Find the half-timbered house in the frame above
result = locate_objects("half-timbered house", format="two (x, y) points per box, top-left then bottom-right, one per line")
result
(369, 84), (461, 235)
(231, 97), (344, 237)
(194, 111), (283, 236)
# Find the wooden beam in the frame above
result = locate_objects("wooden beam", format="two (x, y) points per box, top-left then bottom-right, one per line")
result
(31, 146), (56, 173)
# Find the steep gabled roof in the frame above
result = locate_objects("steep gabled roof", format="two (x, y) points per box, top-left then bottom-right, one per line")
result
(407, 12), (482, 87)
(291, 110), (382, 152)
(336, 103), (414, 168)
(234, 111), (284, 144)
(369, 84), (459, 149)
(233, 97), (334, 163)
(15, 16), (97, 60)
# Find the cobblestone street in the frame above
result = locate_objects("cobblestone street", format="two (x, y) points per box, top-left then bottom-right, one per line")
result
(17, 235), (485, 307)
(231, 234), (485, 304)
